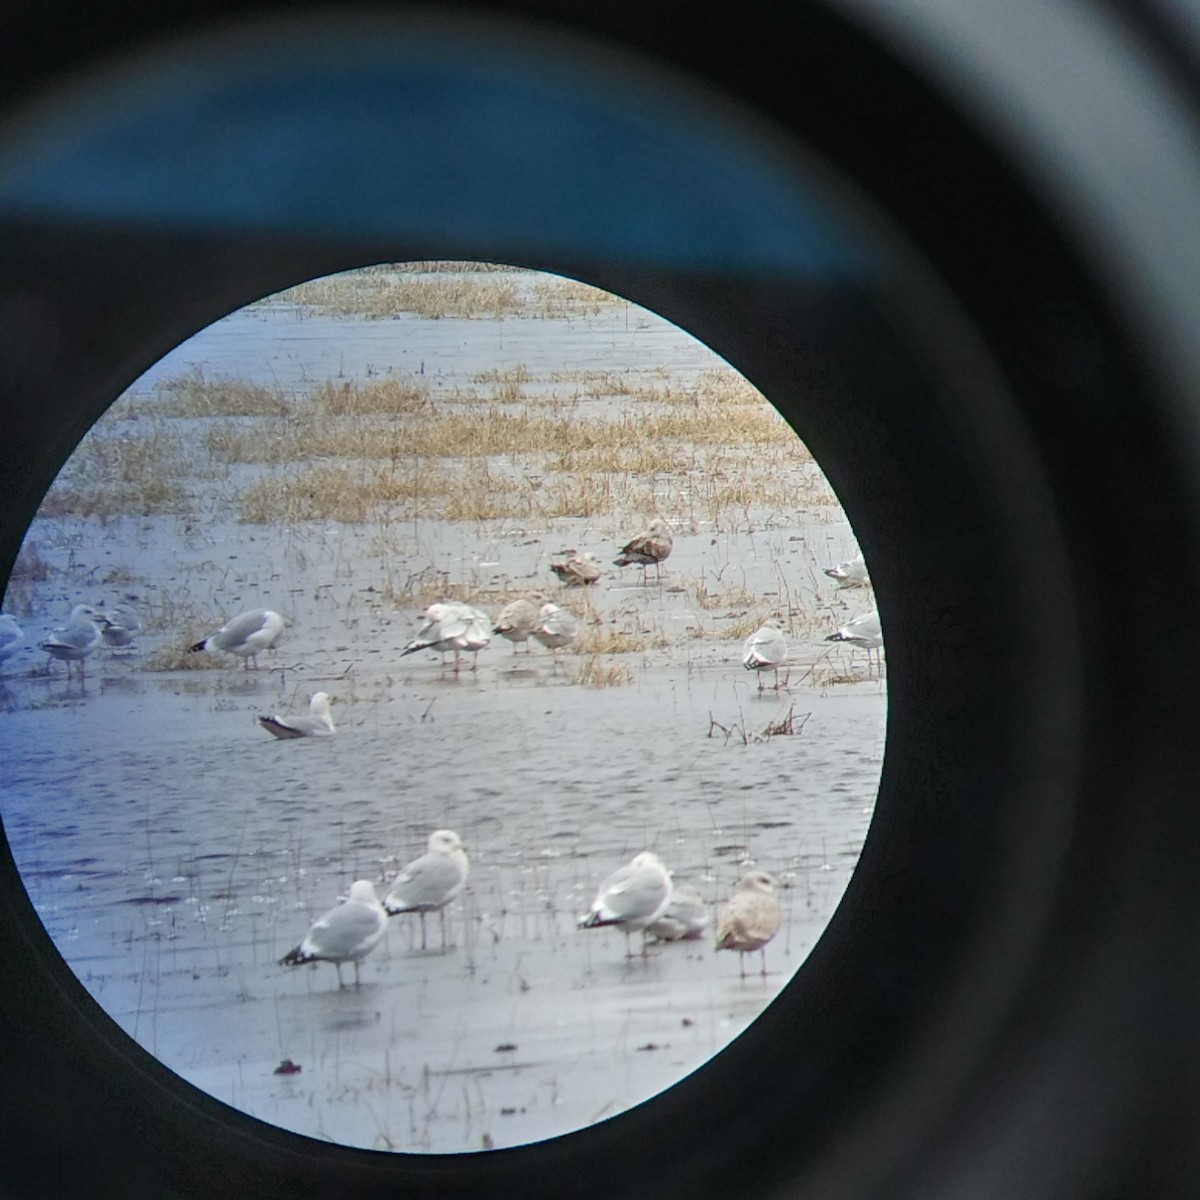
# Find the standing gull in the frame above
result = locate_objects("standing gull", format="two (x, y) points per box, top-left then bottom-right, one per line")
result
(279, 880), (388, 989)
(715, 871), (782, 978)
(493, 591), (548, 653)
(824, 553), (870, 588)
(40, 605), (102, 679)
(579, 851), (672, 957)
(614, 518), (673, 583)
(258, 691), (336, 739)
(742, 619), (788, 691)
(826, 608), (884, 675)
(452, 606), (492, 671)
(384, 830), (470, 951)
(98, 600), (140, 651)
(0, 614), (25, 672)
(531, 602), (579, 662)
(550, 550), (602, 587)
(189, 608), (284, 669)
(647, 884), (710, 943)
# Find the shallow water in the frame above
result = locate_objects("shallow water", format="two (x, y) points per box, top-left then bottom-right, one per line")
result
(0, 272), (884, 1153)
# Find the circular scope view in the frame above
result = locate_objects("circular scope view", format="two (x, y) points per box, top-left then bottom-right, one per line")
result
(0, 263), (883, 1152)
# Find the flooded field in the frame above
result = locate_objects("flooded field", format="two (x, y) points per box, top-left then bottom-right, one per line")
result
(0, 265), (884, 1153)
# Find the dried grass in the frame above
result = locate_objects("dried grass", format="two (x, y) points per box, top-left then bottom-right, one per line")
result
(574, 656), (634, 688)
(154, 370), (292, 418)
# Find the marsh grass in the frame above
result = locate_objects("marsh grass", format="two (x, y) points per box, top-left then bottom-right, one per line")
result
(154, 370), (292, 418)
(313, 378), (433, 416)
(573, 656), (634, 688)
(39, 426), (189, 519)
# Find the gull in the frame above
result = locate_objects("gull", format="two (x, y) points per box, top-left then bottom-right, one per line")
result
(40, 605), (102, 679)
(258, 691), (336, 739)
(579, 850), (672, 957)
(384, 830), (470, 950)
(452, 606), (492, 671)
(715, 871), (782, 978)
(0, 614), (25, 671)
(279, 880), (388, 989)
(742, 619), (788, 691)
(493, 591), (548, 653)
(824, 553), (870, 588)
(614, 518), (673, 582)
(647, 884), (710, 942)
(401, 601), (485, 671)
(826, 608), (884, 675)
(98, 600), (140, 651)
(550, 550), (602, 587)
(531, 602), (579, 662)
(189, 608), (284, 669)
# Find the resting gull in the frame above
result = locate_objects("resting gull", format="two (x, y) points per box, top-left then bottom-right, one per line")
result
(384, 830), (470, 950)
(647, 884), (710, 943)
(551, 550), (602, 587)
(614, 518), (673, 582)
(826, 608), (884, 675)
(579, 850), (672, 957)
(493, 591), (548, 653)
(531, 602), (579, 662)
(189, 608), (284, 669)
(98, 600), (140, 650)
(258, 691), (336, 739)
(0, 614), (26, 671)
(824, 553), (870, 588)
(40, 605), (102, 679)
(279, 880), (388, 989)
(742, 619), (788, 691)
(715, 871), (782, 978)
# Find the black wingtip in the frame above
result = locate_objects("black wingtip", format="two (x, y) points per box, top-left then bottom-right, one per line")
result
(279, 946), (309, 967)
(187, 640), (206, 653)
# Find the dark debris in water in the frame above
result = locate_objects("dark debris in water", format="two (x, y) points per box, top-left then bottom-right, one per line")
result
(125, 894), (183, 906)
(494, 1043), (517, 1053)
(274, 1059), (302, 1076)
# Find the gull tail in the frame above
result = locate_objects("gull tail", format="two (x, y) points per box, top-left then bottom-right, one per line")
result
(187, 639), (208, 653)
(578, 911), (613, 929)
(279, 945), (313, 967)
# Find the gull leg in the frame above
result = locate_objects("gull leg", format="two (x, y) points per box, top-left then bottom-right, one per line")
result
(353, 960), (362, 988)
(420, 912), (428, 951)
(334, 962), (345, 989)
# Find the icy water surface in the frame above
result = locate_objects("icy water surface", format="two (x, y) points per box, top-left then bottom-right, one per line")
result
(0, 269), (884, 1152)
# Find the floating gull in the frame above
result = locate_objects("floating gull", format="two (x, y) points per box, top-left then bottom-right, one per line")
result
(614, 518), (673, 582)
(742, 619), (788, 691)
(579, 850), (672, 957)
(258, 691), (335, 739)
(647, 884), (710, 942)
(531, 602), (579, 661)
(279, 880), (388, 988)
(384, 830), (470, 950)
(824, 553), (870, 588)
(189, 608), (284, 669)
(715, 871), (782, 978)
(550, 550), (602, 587)
(0, 614), (25, 671)
(826, 608), (884, 675)
(40, 605), (102, 679)
(493, 591), (548, 653)
(98, 600), (140, 650)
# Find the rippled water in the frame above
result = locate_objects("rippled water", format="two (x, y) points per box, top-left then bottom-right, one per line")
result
(0, 275), (884, 1152)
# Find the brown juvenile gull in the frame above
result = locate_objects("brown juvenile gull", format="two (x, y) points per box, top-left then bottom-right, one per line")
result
(824, 553), (870, 589)
(279, 880), (388, 989)
(613, 518), (673, 582)
(826, 607), (884, 675)
(493, 591), (548, 653)
(384, 829), (470, 951)
(39, 604), (102, 680)
(531, 602), (579, 662)
(258, 691), (336, 739)
(579, 850), (672, 957)
(189, 607), (285, 670)
(715, 871), (782, 978)
(647, 884), (710, 943)
(550, 550), (602, 587)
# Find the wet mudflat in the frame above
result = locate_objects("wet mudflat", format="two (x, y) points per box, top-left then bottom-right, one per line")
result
(0, 267), (884, 1153)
